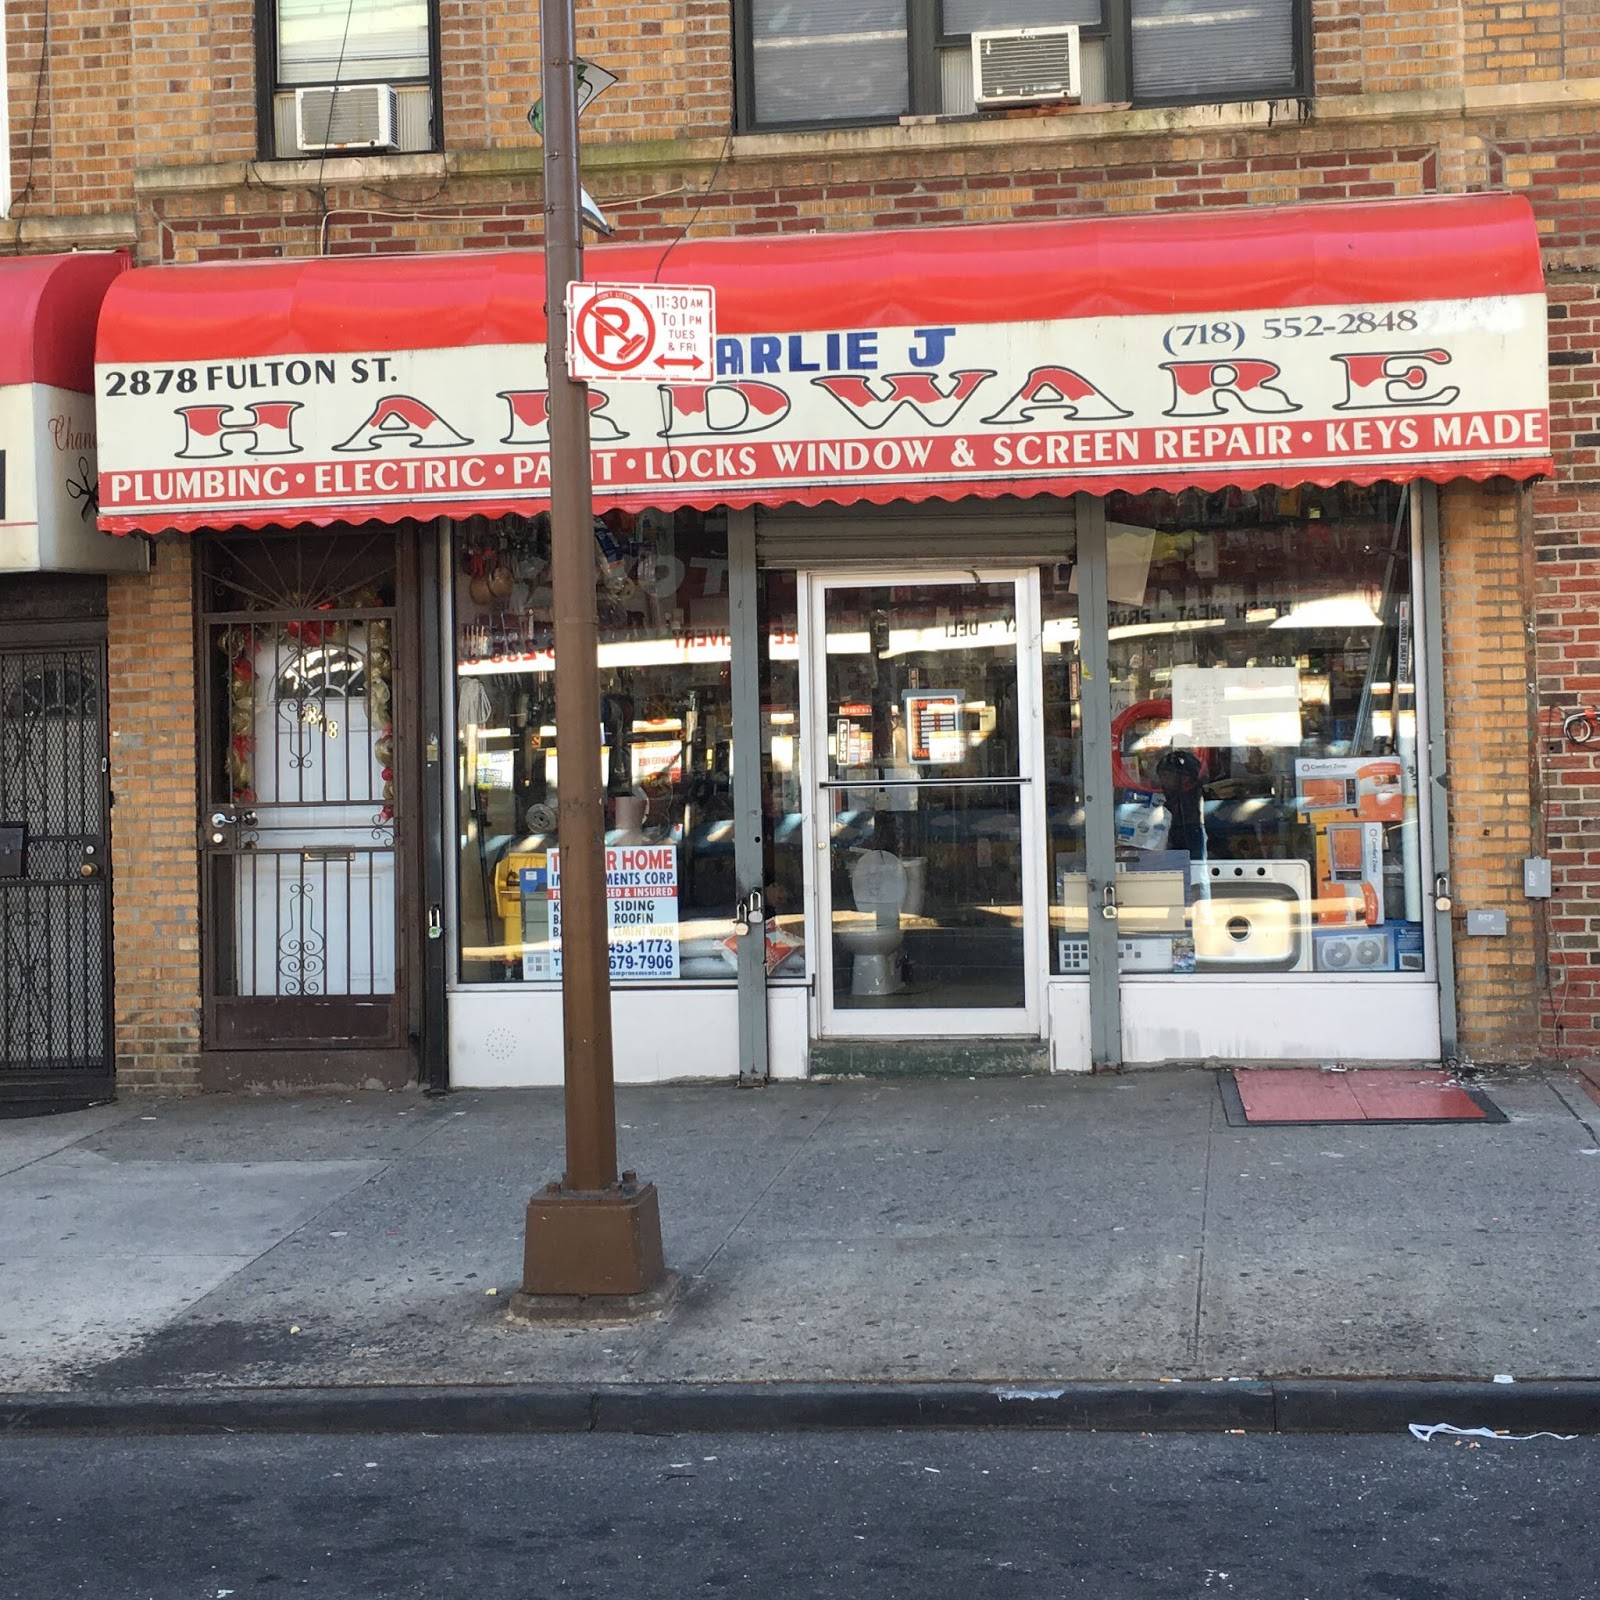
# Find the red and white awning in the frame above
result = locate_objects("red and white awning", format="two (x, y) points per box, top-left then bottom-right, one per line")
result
(0, 251), (143, 571)
(93, 194), (1551, 535)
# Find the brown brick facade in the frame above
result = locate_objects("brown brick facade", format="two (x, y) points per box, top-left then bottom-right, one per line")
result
(8, 1), (1600, 1082)
(1438, 479), (1542, 1065)
(106, 538), (201, 1090)
(1533, 274), (1600, 1064)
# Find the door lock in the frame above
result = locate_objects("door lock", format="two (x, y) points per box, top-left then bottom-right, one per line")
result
(734, 887), (765, 937)
(1101, 884), (1118, 921)
(427, 905), (443, 941)
(1434, 873), (1452, 914)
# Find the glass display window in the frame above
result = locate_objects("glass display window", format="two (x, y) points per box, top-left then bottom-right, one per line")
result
(453, 509), (735, 985)
(1053, 482), (1425, 980)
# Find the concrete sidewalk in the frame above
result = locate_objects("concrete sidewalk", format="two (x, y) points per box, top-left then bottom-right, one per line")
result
(2, 1069), (1598, 1407)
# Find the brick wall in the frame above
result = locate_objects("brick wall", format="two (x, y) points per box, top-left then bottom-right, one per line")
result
(1492, 130), (1600, 259)
(106, 539), (201, 1091)
(15, 0), (1600, 225)
(144, 131), (1455, 265)
(5, 2), (135, 212)
(1438, 480), (1542, 1064)
(1317, 1), (1467, 98)
(1463, 1), (1564, 88)
(1533, 275), (1600, 1062)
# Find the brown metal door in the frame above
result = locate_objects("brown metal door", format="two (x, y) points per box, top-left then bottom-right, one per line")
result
(198, 531), (410, 1055)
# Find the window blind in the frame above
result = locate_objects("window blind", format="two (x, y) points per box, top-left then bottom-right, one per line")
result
(749, 0), (909, 125)
(943, 1), (1103, 34)
(278, 0), (430, 86)
(1130, 0), (1297, 101)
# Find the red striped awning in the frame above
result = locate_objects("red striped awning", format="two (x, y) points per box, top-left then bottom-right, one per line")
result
(93, 194), (1550, 534)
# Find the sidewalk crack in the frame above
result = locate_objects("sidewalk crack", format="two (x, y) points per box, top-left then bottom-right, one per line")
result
(1188, 1082), (1219, 1371)
(624, 1089), (845, 1373)
(1546, 1070), (1600, 1145)
(0, 1101), (148, 1180)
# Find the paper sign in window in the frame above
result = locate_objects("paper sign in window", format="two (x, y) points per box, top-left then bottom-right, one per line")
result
(903, 691), (963, 765)
(1170, 666), (1302, 748)
(1070, 522), (1157, 607)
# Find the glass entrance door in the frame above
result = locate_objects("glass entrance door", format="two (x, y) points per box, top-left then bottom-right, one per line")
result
(806, 571), (1044, 1037)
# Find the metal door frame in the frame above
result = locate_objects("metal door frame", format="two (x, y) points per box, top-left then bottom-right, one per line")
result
(194, 527), (422, 1082)
(1415, 481), (1458, 1062)
(1073, 495), (1125, 1068)
(728, 508), (770, 1083)
(801, 565), (1048, 1040)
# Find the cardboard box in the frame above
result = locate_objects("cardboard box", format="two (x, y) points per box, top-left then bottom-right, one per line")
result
(1313, 818), (1383, 926)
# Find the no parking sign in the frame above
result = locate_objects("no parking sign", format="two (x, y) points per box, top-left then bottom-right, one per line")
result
(566, 282), (716, 383)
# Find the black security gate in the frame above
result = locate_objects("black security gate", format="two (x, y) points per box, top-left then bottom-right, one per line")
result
(0, 637), (114, 1113)
(198, 531), (412, 1067)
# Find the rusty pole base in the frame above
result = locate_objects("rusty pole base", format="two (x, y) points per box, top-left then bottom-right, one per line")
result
(516, 1174), (667, 1306)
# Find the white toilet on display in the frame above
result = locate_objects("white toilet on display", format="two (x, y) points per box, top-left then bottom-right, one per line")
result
(837, 850), (927, 997)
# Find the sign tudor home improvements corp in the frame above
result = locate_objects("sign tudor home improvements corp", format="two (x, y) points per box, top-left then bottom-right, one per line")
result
(91, 197), (1550, 534)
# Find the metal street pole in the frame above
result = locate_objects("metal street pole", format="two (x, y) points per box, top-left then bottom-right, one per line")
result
(542, 0), (614, 1198)
(519, 0), (665, 1303)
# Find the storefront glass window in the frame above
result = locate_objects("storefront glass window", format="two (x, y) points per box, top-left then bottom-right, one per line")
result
(453, 510), (735, 985)
(1058, 483), (1424, 979)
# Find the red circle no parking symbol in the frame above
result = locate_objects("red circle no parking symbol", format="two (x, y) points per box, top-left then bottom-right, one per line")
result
(573, 290), (657, 374)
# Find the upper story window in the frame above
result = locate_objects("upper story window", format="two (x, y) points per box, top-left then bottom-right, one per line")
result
(735, 0), (1307, 131)
(257, 0), (440, 160)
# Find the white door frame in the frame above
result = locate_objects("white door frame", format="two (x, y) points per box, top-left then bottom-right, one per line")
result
(800, 566), (1048, 1040)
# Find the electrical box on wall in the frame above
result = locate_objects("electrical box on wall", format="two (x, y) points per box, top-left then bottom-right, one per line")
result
(1466, 909), (1508, 937)
(1523, 856), (1552, 898)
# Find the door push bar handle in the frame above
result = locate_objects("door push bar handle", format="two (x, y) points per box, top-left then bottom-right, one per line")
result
(818, 777), (1030, 790)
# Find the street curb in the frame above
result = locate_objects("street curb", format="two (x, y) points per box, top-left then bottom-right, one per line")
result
(4, 1380), (1600, 1437)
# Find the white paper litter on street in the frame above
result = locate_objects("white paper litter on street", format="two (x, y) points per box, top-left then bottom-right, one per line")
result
(1408, 1423), (1576, 1442)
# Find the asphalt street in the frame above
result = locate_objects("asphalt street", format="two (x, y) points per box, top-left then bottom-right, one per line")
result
(2, 1429), (1594, 1599)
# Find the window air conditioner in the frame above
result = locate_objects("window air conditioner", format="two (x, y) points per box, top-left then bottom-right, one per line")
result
(295, 84), (400, 152)
(972, 25), (1081, 106)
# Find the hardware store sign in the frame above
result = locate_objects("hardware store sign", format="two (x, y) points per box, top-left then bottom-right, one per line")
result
(95, 295), (1550, 529)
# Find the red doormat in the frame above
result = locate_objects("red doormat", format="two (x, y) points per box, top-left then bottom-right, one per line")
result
(1220, 1068), (1504, 1126)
